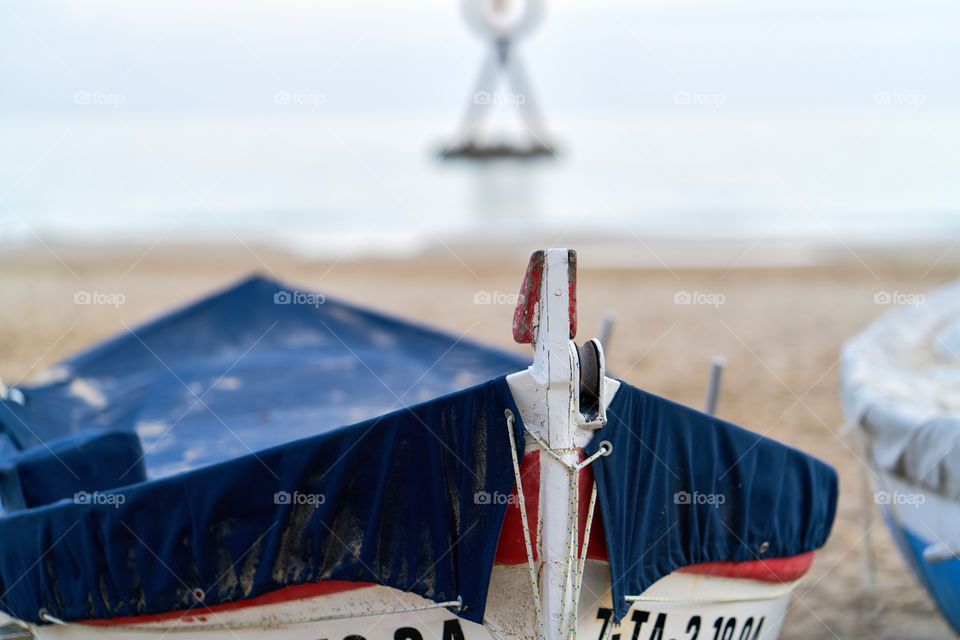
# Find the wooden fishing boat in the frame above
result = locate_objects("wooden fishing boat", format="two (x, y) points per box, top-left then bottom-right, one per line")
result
(842, 278), (960, 634)
(0, 249), (836, 640)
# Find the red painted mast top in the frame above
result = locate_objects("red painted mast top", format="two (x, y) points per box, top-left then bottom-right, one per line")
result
(512, 249), (577, 344)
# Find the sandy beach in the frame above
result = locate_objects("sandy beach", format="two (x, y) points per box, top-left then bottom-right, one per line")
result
(1, 241), (957, 639)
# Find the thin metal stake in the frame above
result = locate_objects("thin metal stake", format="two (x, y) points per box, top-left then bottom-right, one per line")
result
(704, 356), (726, 416)
(597, 311), (615, 350)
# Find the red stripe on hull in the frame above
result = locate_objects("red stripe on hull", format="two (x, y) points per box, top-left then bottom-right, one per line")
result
(81, 581), (374, 626)
(677, 551), (816, 583)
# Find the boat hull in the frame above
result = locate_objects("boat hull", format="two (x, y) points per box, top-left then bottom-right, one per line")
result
(1, 563), (793, 640)
(874, 470), (960, 634)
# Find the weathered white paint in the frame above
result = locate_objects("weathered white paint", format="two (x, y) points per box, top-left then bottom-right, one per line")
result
(508, 249), (573, 640)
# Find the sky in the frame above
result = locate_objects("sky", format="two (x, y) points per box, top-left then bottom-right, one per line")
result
(2, 0), (958, 117)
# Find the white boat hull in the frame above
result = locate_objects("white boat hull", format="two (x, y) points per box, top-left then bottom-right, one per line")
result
(870, 470), (960, 633)
(1, 564), (793, 640)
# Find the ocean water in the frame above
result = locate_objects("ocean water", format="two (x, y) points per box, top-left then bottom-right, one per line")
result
(2, 113), (958, 256)
(2, 1), (959, 254)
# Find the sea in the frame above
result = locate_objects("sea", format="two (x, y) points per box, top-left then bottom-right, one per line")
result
(2, 1), (958, 256)
(2, 112), (958, 258)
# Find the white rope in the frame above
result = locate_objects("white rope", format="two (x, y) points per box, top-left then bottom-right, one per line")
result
(599, 608), (617, 640)
(560, 460), (579, 640)
(523, 426), (568, 465)
(574, 443), (606, 601)
(574, 483), (598, 599)
(567, 452), (602, 640)
(38, 610), (67, 625)
(508, 415), (612, 640)
(575, 445), (608, 471)
(521, 423), (610, 640)
(483, 619), (510, 640)
(523, 425), (610, 472)
(506, 409), (547, 640)
(42, 598), (463, 633)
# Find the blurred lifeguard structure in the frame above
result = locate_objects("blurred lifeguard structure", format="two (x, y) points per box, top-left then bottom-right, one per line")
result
(440, 0), (555, 159)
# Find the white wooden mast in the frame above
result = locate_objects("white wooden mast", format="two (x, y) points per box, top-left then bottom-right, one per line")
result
(507, 249), (619, 640)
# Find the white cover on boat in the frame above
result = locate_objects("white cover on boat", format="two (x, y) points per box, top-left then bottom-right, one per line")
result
(841, 278), (960, 500)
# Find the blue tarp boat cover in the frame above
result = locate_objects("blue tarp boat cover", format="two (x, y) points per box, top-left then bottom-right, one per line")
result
(0, 276), (528, 624)
(0, 276), (528, 478)
(586, 383), (838, 621)
(0, 275), (837, 626)
(0, 377), (525, 624)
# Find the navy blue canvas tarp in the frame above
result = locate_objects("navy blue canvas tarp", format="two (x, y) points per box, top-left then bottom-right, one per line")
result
(0, 276), (530, 624)
(0, 377), (525, 624)
(0, 430), (146, 511)
(585, 381), (838, 622)
(0, 275), (528, 477)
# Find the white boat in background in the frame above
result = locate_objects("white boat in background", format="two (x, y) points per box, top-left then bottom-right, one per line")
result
(841, 279), (960, 634)
(0, 249), (835, 640)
